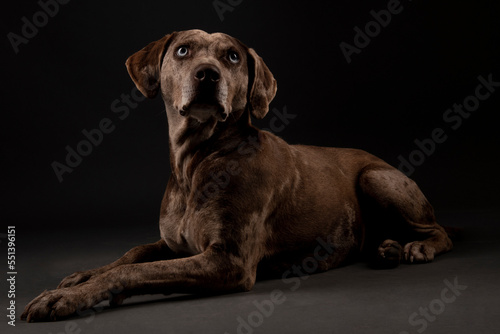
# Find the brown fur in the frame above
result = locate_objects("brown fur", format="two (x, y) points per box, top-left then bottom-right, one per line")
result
(22, 29), (452, 322)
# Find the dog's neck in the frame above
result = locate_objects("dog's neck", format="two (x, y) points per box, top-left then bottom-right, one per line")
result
(165, 106), (250, 189)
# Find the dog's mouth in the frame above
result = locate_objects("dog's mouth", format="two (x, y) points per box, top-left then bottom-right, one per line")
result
(180, 86), (229, 123)
(180, 99), (227, 123)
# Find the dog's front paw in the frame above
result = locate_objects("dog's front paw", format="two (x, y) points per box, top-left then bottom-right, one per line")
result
(58, 270), (96, 288)
(21, 286), (95, 322)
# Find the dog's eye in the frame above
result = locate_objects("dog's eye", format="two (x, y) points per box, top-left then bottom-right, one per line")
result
(228, 51), (240, 64)
(176, 46), (189, 57)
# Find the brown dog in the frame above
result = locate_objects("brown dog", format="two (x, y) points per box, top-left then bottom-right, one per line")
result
(22, 29), (452, 322)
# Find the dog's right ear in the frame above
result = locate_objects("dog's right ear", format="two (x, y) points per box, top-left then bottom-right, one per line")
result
(125, 33), (176, 99)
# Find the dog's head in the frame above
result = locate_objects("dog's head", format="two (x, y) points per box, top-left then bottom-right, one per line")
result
(126, 29), (277, 122)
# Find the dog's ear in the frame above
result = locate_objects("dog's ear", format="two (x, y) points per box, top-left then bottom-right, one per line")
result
(125, 33), (176, 99)
(247, 48), (277, 119)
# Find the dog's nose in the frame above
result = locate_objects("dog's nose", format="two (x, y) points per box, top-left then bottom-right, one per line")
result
(194, 65), (220, 83)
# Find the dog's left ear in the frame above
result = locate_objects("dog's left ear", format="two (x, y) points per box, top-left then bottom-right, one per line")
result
(247, 48), (277, 119)
(125, 33), (176, 99)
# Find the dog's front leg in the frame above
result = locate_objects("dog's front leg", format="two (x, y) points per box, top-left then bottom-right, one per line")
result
(22, 247), (252, 322)
(57, 239), (175, 288)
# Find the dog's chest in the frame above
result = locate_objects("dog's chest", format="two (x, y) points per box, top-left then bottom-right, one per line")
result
(159, 189), (211, 256)
(160, 214), (198, 256)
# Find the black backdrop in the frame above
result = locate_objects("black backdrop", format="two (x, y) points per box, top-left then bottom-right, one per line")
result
(2, 0), (499, 229)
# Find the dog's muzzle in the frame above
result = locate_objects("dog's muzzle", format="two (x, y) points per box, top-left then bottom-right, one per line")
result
(180, 64), (228, 122)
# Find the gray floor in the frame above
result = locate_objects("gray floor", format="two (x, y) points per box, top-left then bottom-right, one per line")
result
(4, 210), (500, 334)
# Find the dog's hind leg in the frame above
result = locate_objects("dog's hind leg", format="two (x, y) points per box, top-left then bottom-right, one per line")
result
(358, 165), (453, 267)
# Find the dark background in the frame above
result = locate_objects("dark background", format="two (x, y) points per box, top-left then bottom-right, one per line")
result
(1, 1), (500, 333)
(2, 0), (499, 230)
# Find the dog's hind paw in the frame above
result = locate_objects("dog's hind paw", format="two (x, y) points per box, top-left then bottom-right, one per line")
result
(404, 241), (436, 263)
(375, 239), (403, 269)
